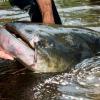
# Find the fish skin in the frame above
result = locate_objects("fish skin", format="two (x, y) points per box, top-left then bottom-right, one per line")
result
(0, 27), (36, 71)
(5, 22), (100, 73)
(6, 22), (100, 56)
(5, 22), (100, 53)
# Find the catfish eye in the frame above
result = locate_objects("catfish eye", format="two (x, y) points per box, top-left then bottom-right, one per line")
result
(35, 39), (49, 48)
(35, 38), (55, 49)
(25, 29), (32, 34)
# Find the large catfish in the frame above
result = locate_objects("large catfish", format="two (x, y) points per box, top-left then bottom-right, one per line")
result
(5, 22), (100, 72)
(5, 22), (100, 54)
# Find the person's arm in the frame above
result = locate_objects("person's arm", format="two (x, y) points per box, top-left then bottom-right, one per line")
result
(37, 0), (54, 24)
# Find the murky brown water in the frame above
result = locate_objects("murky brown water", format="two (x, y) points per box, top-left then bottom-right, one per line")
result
(0, 0), (100, 100)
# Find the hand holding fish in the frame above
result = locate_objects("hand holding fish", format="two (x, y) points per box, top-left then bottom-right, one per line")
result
(0, 46), (14, 60)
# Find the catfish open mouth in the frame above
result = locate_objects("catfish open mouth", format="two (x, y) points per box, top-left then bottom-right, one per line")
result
(5, 23), (41, 49)
(0, 27), (39, 72)
(5, 26), (39, 67)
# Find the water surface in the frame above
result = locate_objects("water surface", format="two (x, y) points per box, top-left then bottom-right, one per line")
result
(0, 0), (100, 100)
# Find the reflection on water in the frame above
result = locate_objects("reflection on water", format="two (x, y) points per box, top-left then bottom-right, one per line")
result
(55, 0), (100, 26)
(29, 56), (100, 100)
(0, 56), (100, 100)
(0, 0), (100, 100)
(0, 0), (100, 27)
(0, 7), (30, 25)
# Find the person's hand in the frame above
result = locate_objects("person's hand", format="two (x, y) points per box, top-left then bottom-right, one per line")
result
(0, 46), (14, 60)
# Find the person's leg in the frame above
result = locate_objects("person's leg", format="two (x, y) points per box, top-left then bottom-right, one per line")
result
(9, 0), (34, 10)
(37, 0), (55, 24)
(33, 0), (62, 24)
(9, 0), (43, 23)
(51, 0), (62, 24)
(9, 0), (61, 24)
(29, 0), (42, 23)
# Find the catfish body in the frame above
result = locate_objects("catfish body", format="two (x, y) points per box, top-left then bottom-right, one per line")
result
(5, 22), (100, 72)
